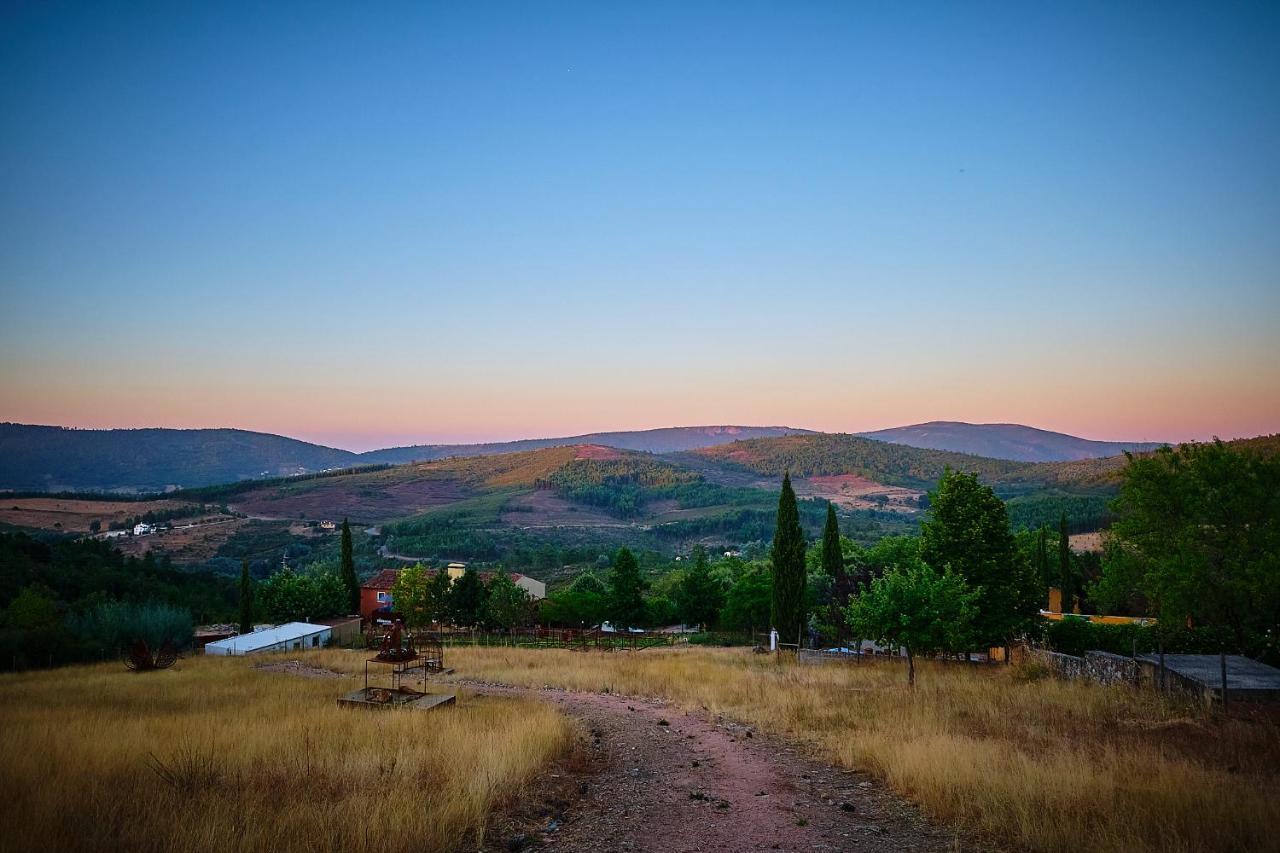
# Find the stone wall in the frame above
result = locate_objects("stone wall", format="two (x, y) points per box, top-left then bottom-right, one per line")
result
(1084, 651), (1138, 686)
(1031, 648), (1086, 680)
(1031, 648), (1141, 687)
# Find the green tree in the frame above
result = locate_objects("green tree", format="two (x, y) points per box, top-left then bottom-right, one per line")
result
(607, 547), (648, 629)
(675, 546), (723, 629)
(392, 564), (433, 629)
(238, 559), (254, 634)
(820, 503), (842, 577)
(1096, 441), (1280, 655)
(920, 469), (1027, 648)
(542, 586), (608, 628)
(719, 565), (773, 633)
(448, 567), (488, 627)
(258, 564), (347, 623)
(5, 585), (59, 631)
(846, 559), (978, 686)
(1034, 526), (1049, 606)
(770, 472), (807, 645)
(339, 519), (358, 614)
(1057, 514), (1074, 613)
(485, 570), (532, 634)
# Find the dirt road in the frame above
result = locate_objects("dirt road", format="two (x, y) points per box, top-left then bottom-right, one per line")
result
(471, 683), (969, 853)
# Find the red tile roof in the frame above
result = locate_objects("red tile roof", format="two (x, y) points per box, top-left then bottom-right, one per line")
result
(361, 569), (400, 590)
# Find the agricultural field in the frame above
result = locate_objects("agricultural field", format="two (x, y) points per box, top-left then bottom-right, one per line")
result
(0, 497), (201, 533)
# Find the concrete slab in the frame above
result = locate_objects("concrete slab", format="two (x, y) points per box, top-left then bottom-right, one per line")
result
(1136, 654), (1280, 691)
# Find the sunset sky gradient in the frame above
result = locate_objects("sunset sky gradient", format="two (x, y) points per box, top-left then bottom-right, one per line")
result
(2, 3), (1278, 451)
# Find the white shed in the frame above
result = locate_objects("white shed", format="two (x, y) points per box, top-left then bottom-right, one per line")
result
(204, 622), (332, 656)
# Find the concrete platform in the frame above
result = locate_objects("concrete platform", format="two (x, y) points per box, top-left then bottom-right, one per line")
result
(1137, 654), (1280, 702)
(337, 687), (457, 711)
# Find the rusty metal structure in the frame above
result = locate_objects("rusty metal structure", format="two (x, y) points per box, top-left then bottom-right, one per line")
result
(123, 638), (179, 671)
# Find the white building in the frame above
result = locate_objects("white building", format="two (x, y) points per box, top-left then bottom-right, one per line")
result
(203, 622), (332, 656)
(133, 523), (154, 536)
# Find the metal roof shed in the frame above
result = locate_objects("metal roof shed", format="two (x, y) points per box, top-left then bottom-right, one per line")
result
(204, 622), (332, 656)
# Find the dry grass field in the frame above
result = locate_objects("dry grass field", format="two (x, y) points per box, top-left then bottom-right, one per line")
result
(0, 497), (198, 533)
(294, 645), (1277, 853)
(2, 646), (1275, 853)
(0, 655), (573, 853)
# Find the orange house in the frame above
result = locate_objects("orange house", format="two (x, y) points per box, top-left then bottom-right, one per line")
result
(360, 569), (401, 624)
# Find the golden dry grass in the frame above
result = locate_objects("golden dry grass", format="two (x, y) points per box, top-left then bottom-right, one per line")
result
(0, 654), (573, 853)
(307, 644), (1280, 853)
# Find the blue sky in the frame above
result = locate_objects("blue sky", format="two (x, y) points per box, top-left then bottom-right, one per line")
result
(2, 2), (1278, 450)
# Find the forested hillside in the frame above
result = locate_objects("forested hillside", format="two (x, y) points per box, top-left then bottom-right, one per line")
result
(857, 421), (1166, 462)
(0, 424), (358, 492)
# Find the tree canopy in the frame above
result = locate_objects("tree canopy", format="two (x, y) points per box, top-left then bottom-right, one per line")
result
(920, 469), (1034, 647)
(607, 547), (648, 628)
(846, 558), (977, 686)
(1095, 441), (1280, 655)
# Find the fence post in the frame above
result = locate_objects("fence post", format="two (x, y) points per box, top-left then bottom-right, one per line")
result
(1220, 651), (1229, 715)
(1158, 639), (1166, 693)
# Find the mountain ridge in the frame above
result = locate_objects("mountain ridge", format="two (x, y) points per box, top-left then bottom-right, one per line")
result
(856, 420), (1167, 462)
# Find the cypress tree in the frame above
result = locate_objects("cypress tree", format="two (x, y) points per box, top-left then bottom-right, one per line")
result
(771, 472), (807, 645)
(1058, 514), (1073, 613)
(607, 547), (648, 629)
(1035, 525), (1049, 606)
(821, 503), (842, 578)
(238, 559), (254, 634)
(339, 518), (359, 614)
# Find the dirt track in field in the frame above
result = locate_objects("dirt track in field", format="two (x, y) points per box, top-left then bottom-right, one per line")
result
(470, 683), (971, 853)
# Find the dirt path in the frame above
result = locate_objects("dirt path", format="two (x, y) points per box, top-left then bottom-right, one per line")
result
(467, 682), (969, 853)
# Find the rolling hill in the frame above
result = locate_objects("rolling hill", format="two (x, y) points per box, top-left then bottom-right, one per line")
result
(0, 423), (810, 493)
(0, 423), (357, 492)
(857, 421), (1167, 462)
(358, 425), (812, 465)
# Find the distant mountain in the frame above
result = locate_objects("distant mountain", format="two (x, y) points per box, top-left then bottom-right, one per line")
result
(0, 423), (811, 493)
(359, 425), (813, 465)
(0, 423), (359, 492)
(856, 421), (1167, 462)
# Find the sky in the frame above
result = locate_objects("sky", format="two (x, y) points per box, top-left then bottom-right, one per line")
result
(2, 2), (1278, 452)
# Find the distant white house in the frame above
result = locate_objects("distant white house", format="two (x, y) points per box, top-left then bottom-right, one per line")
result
(203, 622), (332, 656)
(319, 520), (336, 530)
(133, 523), (154, 536)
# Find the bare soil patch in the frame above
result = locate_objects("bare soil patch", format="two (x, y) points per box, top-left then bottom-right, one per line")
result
(1069, 532), (1105, 553)
(502, 491), (628, 528)
(0, 497), (197, 533)
(797, 475), (923, 514)
(573, 445), (626, 461)
(231, 475), (470, 523)
(112, 515), (245, 561)
(253, 660), (350, 679)
(468, 682), (966, 853)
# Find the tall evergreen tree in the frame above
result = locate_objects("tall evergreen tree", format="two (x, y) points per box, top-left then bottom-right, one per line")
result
(771, 472), (807, 645)
(339, 518), (358, 614)
(821, 503), (843, 577)
(1058, 514), (1073, 613)
(238, 559), (253, 634)
(920, 469), (1029, 649)
(607, 547), (648, 629)
(820, 503), (852, 642)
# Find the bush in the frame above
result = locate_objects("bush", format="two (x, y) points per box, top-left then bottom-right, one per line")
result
(68, 601), (194, 655)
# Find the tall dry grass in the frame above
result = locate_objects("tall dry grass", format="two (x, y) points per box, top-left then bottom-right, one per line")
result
(0, 655), (573, 853)
(318, 644), (1277, 853)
